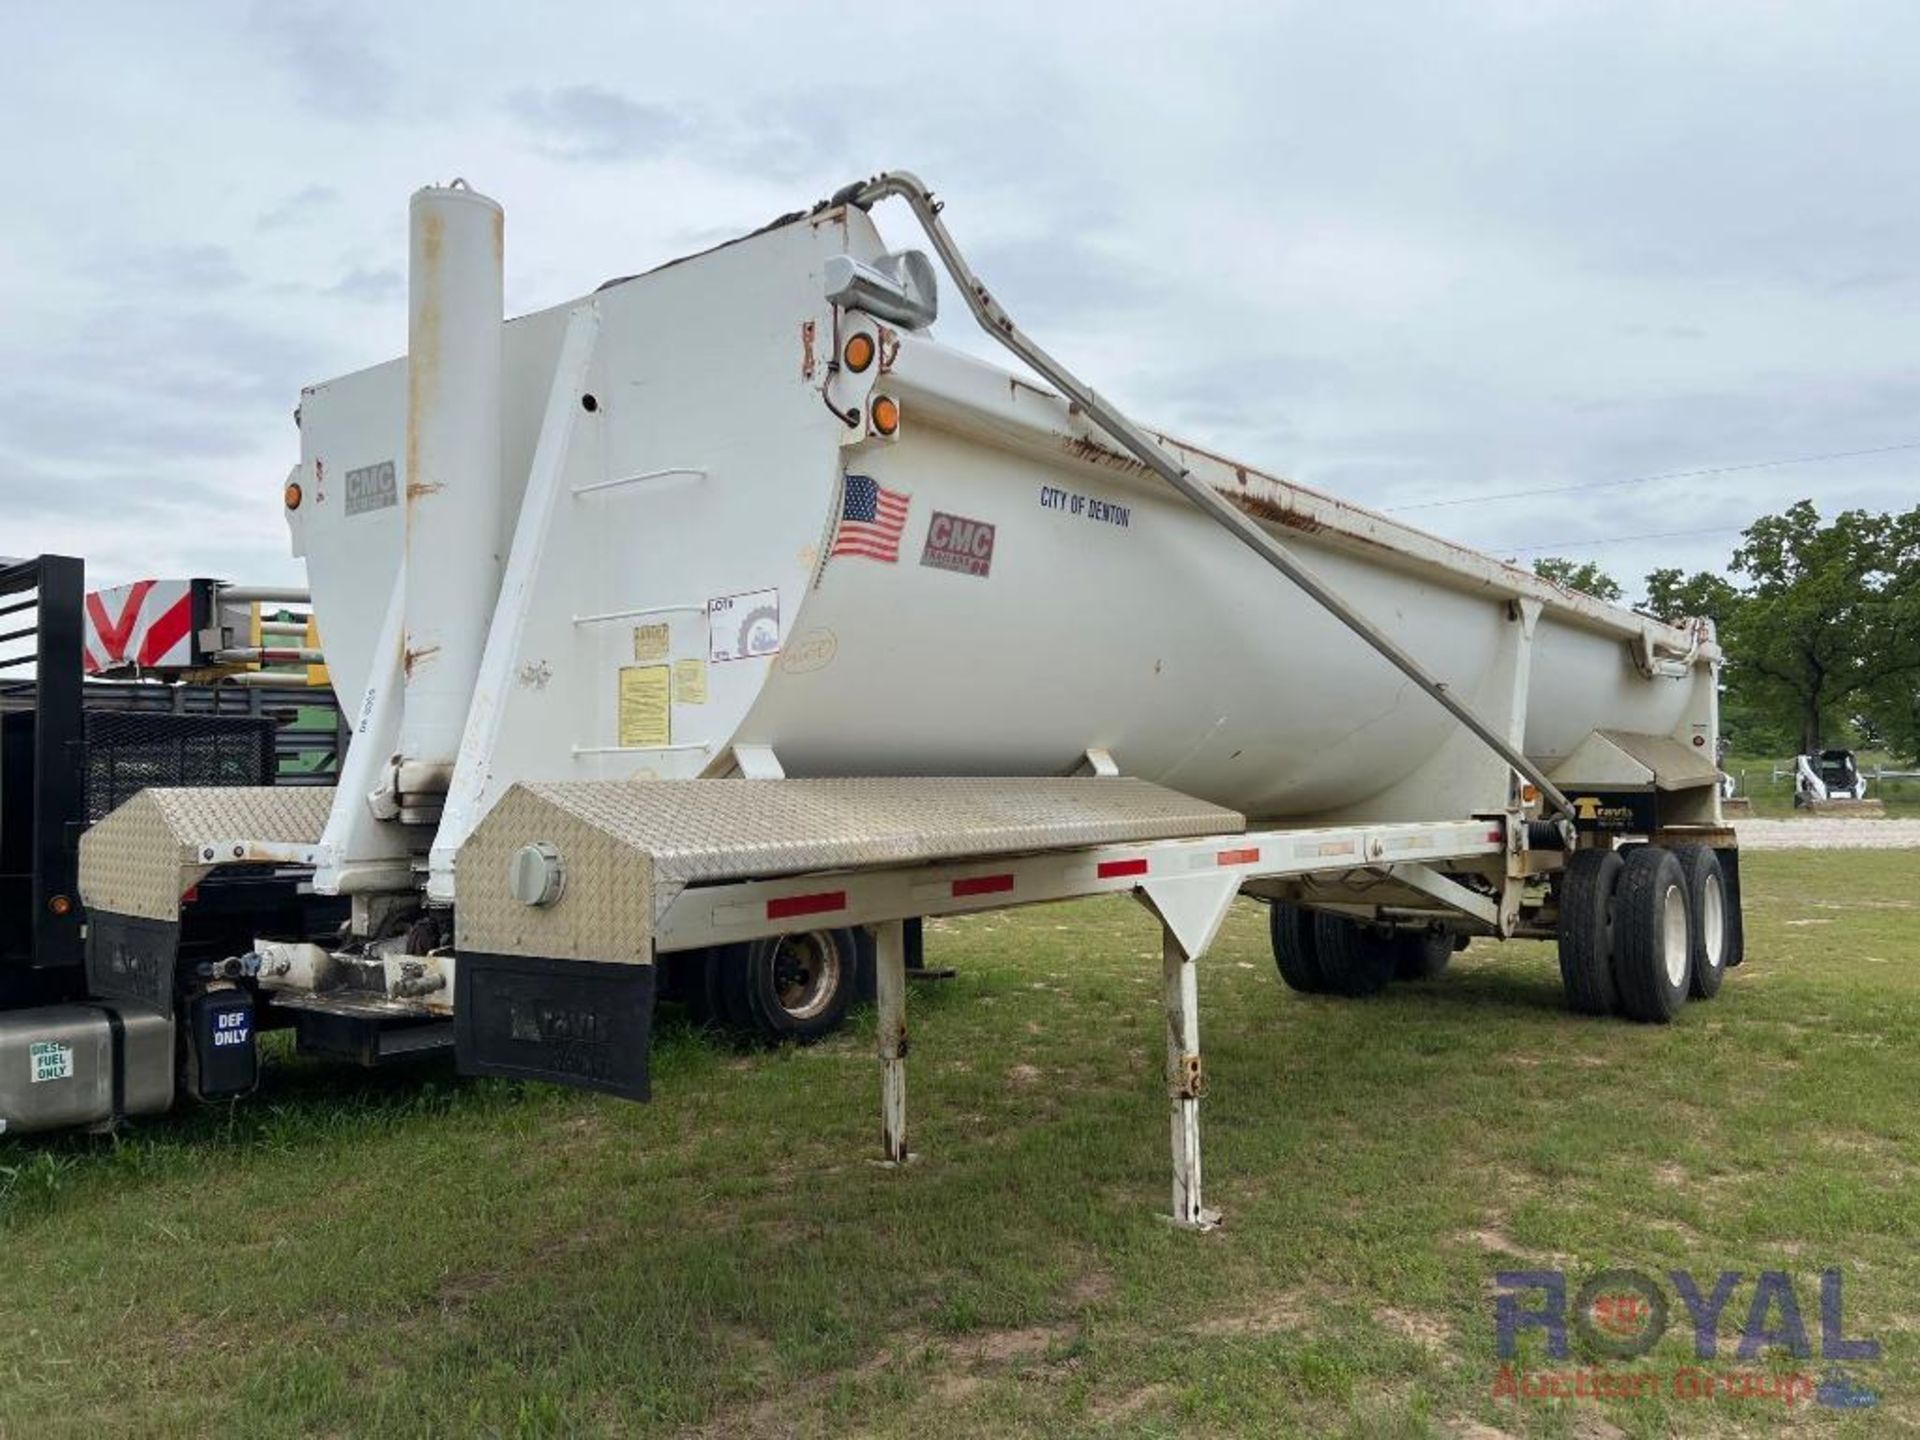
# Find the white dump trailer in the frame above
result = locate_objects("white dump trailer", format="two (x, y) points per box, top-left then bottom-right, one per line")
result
(41, 174), (1740, 1223)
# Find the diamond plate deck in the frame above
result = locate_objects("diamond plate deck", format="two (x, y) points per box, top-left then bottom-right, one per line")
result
(457, 778), (1243, 962)
(526, 777), (1240, 883)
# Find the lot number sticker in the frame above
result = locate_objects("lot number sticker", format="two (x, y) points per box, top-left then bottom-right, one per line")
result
(709, 590), (781, 663)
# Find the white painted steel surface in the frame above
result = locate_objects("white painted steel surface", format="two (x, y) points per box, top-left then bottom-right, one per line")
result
(398, 182), (505, 787)
(285, 188), (1721, 900)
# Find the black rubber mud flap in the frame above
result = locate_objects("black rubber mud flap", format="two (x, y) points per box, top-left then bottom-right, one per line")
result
(1715, 846), (1745, 969)
(455, 953), (656, 1101)
(85, 912), (180, 1013)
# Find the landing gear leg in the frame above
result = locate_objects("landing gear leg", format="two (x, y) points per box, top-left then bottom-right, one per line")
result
(1161, 926), (1215, 1230)
(874, 918), (910, 1165)
(1139, 874), (1239, 1231)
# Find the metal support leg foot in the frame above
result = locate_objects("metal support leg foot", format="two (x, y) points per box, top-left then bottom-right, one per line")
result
(875, 918), (911, 1165)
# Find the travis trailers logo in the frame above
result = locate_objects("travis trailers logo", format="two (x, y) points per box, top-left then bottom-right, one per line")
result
(920, 510), (995, 578)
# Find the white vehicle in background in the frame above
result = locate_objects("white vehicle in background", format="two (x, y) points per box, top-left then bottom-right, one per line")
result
(1792, 748), (1881, 813)
(6, 173), (1742, 1225)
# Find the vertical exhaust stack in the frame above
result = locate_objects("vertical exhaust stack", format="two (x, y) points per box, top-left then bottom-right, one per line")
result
(398, 180), (505, 810)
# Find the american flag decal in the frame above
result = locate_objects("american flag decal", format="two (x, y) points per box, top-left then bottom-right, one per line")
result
(830, 474), (910, 564)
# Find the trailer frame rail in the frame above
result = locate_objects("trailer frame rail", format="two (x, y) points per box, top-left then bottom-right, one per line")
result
(653, 816), (1507, 953)
(647, 810), (1513, 1228)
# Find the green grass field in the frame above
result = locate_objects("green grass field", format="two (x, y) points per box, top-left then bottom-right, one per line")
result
(3, 851), (1916, 1438)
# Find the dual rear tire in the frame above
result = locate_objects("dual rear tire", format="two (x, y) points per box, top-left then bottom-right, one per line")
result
(1269, 905), (1453, 998)
(685, 928), (870, 1042)
(1557, 843), (1736, 1023)
(1268, 840), (1740, 1025)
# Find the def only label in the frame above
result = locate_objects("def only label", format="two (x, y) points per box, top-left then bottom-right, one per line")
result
(188, 991), (258, 1099)
(211, 1008), (250, 1048)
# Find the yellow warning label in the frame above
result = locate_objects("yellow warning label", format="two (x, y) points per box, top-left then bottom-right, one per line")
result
(632, 622), (671, 663)
(617, 665), (671, 748)
(673, 658), (708, 705)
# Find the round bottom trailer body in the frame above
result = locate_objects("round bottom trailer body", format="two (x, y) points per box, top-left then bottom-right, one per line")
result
(285, 198), (1717, 860)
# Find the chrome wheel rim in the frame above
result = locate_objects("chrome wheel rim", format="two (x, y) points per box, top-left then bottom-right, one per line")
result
(1662, 883), (1689, 988)
(771, 932), (841, 1020)
(1700, 873), (1726, 971)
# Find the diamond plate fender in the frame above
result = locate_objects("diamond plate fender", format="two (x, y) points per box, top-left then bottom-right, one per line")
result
(77, 787), (336, 923)
(454, 776), (1243, 963)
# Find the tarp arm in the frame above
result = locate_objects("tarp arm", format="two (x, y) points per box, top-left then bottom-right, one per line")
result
(834, 170), (1575, 823)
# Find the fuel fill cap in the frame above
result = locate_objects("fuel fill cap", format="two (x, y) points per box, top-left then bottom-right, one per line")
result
(508, 842), (566, 907)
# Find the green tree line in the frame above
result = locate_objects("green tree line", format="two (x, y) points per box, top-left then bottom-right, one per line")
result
(1530, 500), (1920, 759)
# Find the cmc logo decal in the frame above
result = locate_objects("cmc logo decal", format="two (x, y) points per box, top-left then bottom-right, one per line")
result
(344, 460), (397, 517)
(920, 510), (996, 578)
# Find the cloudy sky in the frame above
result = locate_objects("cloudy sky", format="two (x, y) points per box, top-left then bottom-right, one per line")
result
(3, 2), (1915, 600)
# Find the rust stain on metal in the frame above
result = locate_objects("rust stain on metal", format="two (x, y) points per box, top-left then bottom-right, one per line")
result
(876, 324), (900, 374)
(405, 210), (445, 523)
(1223, 489), (1327, 535)
(1174, 431), (1364, 513)
(403, 643), (441, 679)
(1062, 434), (1152, 478)
(800, 319), (816, 379)
(1178, 1052), (1206, 1099)
(406, 480), (444, 502)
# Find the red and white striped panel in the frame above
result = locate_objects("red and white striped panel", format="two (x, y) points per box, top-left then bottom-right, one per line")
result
(82, 579), (195, 674)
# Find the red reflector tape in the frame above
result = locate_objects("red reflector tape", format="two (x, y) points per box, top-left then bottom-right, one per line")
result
(1216, 847), (1261, 866)
(1485, 828), (1504, 843)
(952, 873), (1014, 898)
(766, 890), (847, 921)
(1097, 857), (1149, 879)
